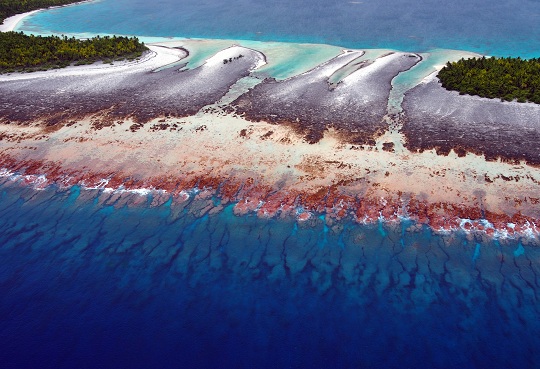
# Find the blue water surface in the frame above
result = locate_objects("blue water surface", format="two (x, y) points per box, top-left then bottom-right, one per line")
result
(19, 0), (540, 58)
(1, 180), (539, 368)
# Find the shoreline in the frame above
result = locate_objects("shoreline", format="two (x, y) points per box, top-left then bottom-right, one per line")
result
(0, 43), (538, 237)
(0, 0), (97, 32)
(0, 42), (538, 242)
(0, 44), (186, 80)
(0, 9), (40, 32)
(1, 166), (538, 244)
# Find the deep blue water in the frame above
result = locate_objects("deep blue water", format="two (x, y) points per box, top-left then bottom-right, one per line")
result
(1, 179), (539, 368)
(19, 0), (540, 58)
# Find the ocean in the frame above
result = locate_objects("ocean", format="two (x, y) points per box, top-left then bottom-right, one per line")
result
(1, 180), (539, 368)
(2, 0), (540, 368)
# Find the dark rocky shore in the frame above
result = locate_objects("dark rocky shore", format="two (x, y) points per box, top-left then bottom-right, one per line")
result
(0, 46), (265, 127)
(402, 76), (540, 165)
(231, 51), (421, 144)
(2, 43), (540, 166)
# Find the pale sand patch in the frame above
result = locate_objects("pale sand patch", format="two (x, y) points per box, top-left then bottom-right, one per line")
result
(1, 111), (539, 219)
(0, 0), (99, 32)
(152, 39), (349, 80)
(0, 44), (187, 82)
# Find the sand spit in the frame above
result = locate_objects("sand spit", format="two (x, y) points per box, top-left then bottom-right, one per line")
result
(0, 42), (539, 241)
(0, 45), (264, 125)
(0, 10), (41, 32)
(0, 0), (97, 32)
(402, 72), (540, 165)
(0, 44), (186, 82)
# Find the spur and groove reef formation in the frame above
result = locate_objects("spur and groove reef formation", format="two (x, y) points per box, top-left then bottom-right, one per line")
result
(1, 180), (539, 368)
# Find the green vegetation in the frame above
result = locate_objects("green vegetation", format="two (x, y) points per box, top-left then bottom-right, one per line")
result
(0, 0), (79, 24)
(438, 56), (540, 104)
(0, 0), (147, 73)
(0, 32), (147, 73)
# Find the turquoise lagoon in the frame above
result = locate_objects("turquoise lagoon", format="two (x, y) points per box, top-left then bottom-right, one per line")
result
(17, 0), (540, 58)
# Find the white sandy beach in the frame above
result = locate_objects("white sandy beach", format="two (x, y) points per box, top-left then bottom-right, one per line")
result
(0, 44), (187, 81)
(0, 10), (41, 32)
(0, 0), (99, 32)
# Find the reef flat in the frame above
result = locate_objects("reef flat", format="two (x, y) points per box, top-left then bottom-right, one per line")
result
(231, 51), (421, 144)
(403, 73), (540, 164)
(0, 41), (539, 242)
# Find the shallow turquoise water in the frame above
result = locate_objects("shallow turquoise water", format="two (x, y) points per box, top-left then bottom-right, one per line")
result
(18, 0), (540, 58)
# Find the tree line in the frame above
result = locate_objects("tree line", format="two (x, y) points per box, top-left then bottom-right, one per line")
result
(438, 56), (540, 104)
(1, 0), (78, 24)
(0, 32), (147, 72)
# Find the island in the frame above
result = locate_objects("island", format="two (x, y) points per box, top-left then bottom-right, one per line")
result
(438, 56), (540, 104)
